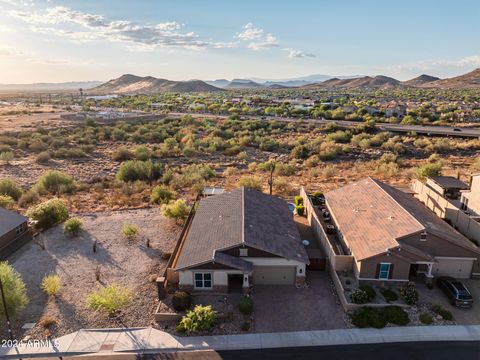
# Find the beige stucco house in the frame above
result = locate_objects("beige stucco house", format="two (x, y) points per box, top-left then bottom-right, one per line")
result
(173, 187), (309, 292)
(324, 178), (480, 284)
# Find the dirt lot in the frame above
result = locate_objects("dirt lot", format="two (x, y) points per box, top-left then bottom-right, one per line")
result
(4, 208), (181, 340)
(0, 107), (75, 133)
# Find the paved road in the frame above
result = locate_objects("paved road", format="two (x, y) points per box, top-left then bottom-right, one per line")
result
(169, 112), (480, 138)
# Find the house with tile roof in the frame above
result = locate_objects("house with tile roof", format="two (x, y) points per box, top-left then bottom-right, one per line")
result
(173, 187), (309, 292)
(324, 177), (480, 284)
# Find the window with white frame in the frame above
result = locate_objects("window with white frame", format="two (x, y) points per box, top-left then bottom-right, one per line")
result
(378, 263), (391, 280)
(194, 272), (212, 289)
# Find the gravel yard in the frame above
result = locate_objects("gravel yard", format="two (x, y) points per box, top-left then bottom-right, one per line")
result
(3, 208), (180, 340)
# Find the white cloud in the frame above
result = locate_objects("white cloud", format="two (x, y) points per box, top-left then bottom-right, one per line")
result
(236, 23), (263, 40)
(284, 48), (315, 59)
(9, 6), (216, 50)
(0, 46), (24, 57)
(237, 23), (279, 51)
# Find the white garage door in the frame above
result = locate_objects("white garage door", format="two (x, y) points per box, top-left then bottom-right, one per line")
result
(432, 258), (474, 279)
(253, 266), (295, 285)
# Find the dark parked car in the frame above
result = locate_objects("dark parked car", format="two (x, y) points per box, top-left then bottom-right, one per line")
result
(436, 276), (473, 308)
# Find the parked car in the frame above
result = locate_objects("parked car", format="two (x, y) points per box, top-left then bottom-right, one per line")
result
(436, 276), (473, 308)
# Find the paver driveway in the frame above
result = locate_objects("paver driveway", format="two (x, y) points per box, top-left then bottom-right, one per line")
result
(253, 271), (347, 332)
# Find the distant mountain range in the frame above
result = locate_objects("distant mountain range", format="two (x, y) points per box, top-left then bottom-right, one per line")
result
(2, 69), (480, 94)
(0, 81), (102, 92)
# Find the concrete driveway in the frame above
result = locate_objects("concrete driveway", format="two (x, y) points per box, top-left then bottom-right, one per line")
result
(417, 279), (480, 325)
(253, 271), (346, 332)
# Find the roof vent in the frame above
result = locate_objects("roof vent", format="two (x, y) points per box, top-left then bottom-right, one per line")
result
(388, 215), (395, 221)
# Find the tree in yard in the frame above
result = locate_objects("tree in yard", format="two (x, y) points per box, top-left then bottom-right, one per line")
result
(237, 175), (262, 192)
(0, 262), (28, 319)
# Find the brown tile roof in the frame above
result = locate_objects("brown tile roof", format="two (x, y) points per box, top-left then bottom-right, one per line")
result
(325, 177), (480, 261)
(175, 187), (309, 270)
(0, 208), (27, 238)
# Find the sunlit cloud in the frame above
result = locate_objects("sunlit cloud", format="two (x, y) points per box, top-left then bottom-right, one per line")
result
(284, 48), (315, 59)
(237, 23), (279, 51)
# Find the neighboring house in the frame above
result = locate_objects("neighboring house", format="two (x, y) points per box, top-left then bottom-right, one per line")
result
(0, 208), (31, 259)
(173, 187), (309, 292)
(461, 173), (480, 217)
(324, 178), (480, 284)
(426, 176), (469, 201)
(384, 102), (407, 118)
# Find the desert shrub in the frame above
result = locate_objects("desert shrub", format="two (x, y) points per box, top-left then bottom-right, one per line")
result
(350, 307), (386, 328)
(172, 291), (192, 311)
(177, 305), (217, 333)
(0, 195), (13, 208)
(238, 297), (253, 315)
(431, 304), (453, 321)
(322, 164), (336, 178)
(415, 162), (442, 180)
(36, 151), (50, 164)
(0, 179), (23, 200)
(18, 188), (40, 207)
(161, 199), (189, 220)
(151, 185), (176, 205)
(318, 143), (343, 161)
(274, 178), (292, 194)
(419, 313), (433, 325)
(382, 306), (409, 326)
(52, 148), (87, 158)
(327, 130), (352, 143)
(112, 147), (134, 162)
(63, 217), (83, 236)
(0, 144), (11, 153)
(161, 252), (172, 260)
(379, 153), (398, 164)
(359, 285), (376, 301)
(122, 223), (139, 239)
(291, 145), (309, 159)
(36, 170), (75, 194)
(237, 176), (262, 191)
(350, 289), (370, 304)
(116, 160), (162, 183)
(41, 274), (61, 296)
(0, 262), (28, 318)
(134, 145), (152, 160)
(38, 315), (57, 329)
(0, 151), (14, 164)
(381, 288), (398, 303)
(399, 283), (419, 305)
(27, 199), (68, 229)
(237, 151), (248, 161)
(86, 284), (133, 315)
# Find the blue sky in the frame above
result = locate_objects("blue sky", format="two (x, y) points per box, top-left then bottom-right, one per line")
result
(0, 0), (479, 83)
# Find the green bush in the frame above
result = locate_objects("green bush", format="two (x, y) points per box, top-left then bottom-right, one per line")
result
(86, 284), (133, 315)
(350, 307), (386, 328)
(381, 288), (398, 303)
(0, 179), (23, 201)
(36, 151), (50, 164)
(0, 262), (28, 319)
(0, 151), (14, 164)
(0, 195), (13, 208)
(116, 160), (162, 183)
(294, 195), (303, 206)
(172, 291), (192, 311)
(41, 274), (61, 296)
(419, 313), (433, 325)
(350, 289), (370, 304)
(237, 176), (262, 191)
(238, 296), (253, 315)
(36, 170), (75, 194)
(177, 305), (217, 333)
(415, 162), (442, 180)
(382, 306), (409, 326)
(27, 199), (69, 229)
(112, 147), (134, 162)
(64, 217), (83, 236)
(431, 304), (453, 321)
(18, 188), (40, 207)
(359, 285), (376, 301)
(399, 283), (419, 305)
(161, 199), (189, 220)
(122, 223), (139, 239)
(295, 204), (305, 216)
(150, 185), (176, 205)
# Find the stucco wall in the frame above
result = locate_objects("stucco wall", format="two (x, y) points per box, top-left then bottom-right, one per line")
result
(359, 253), (411, 281)
(462, 175), (480, 216)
